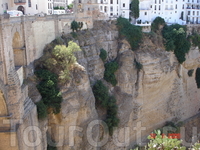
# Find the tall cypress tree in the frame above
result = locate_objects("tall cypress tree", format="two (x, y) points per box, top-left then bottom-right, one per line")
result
(130, 0), (139, 19)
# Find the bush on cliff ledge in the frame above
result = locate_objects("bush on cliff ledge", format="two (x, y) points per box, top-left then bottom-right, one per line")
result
(92, 80), (119, 135)
(104, 61), (119, 86)
(162, 24), (190, 64)
(116, 17), (142, 51)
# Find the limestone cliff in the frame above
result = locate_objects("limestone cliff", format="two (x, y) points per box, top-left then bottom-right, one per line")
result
(33, 21), (200, 149)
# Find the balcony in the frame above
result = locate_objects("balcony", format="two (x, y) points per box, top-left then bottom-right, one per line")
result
(14, 0), (26, 4)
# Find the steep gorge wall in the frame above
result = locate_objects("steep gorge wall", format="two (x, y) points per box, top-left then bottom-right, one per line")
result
(34, 21), (200, 149)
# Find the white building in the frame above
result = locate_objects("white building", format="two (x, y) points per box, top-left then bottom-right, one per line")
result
(137, 0), (200, 24)
(53, 0), (68, 8)
(97, 0), (131, 19)
(0, 0), (68, 15)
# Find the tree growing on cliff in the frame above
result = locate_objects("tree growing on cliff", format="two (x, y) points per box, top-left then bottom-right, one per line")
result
(130, 0), (139, 20)
(71, 20), (79, 32)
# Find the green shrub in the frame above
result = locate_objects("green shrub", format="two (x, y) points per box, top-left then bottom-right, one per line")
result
(36, 100), (47, 119)
(92, 80), (119, 135)
(191, 33), (200, 49)
(71, 20), (79, 32)
(105, 96), (119, 135)
(104, 61), (119, 86)
(188, 69), (194, 77)
(147, 130), (186, 150)
(47, 144), (57, 150)
(92, 80), (109, 108)
(99, 48), (107, 62)
(43, 41), (81, 83)
(151, 17), (165, 32)
(70, 32), (77, 38)
(195, 68), (200, 88)
(35, 69), (62, 115)
(116, 17), (142, 51)
(134, 59), (143, 71)
(162, 24), (190, 63)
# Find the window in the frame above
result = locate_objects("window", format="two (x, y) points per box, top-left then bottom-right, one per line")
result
(5, 3), (8, 10)
(110, 6), (113, 11)
(182, 4), (184, 9)
(193, 11), (195, 15)
(197, 11), (199, 15)
(123, 3), (125, 7)
(79, 0), (81, 3)
(28, 0), (31, 7)
(117, 0), (118, 4)
(145, 12), (147, 15)
(100, 6), (102, 11)
(155, 5), (156, 10)
(175, 4), (177, 9)
(101, 0), (103, 3)
(155, 0), (157, 3)
(104, 6), (107, 12)
(110, 0), (113, 4)
(36, 4), (38, 10)
(188, 11), (190, 15)
(159, 5), (161, 10)
(110, 13), (113, 16)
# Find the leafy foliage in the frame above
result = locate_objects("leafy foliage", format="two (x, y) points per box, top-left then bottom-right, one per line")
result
(36, 100), (47, 119)
(147, 130), (186, 150)
(195, 68), (200, 88)
(105, 96), (119, 135)
(99, 48), (107, 62)
(191, 142), (200, 150)
(151, 17), (165, 32)
(92, 80), (109, 108)
(54, 6), (65, 10)
(92, 80), (119, 135)
(190, 33), (200, 49)
(104, 61), (119, 86)
(43, 41), (81, 83)
(116, 17), (142, 51)
(35, 70), (62, 115)
(71, 20), (79, 32)
(162, 24), (190, 63)
(188, 69), (194, 77)
(130, 0), (139, 19)
(67, 3), (73, 9)
(47, 144), (57, 150)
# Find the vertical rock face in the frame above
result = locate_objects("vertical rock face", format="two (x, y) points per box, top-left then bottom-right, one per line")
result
(36, 21), (200, 149)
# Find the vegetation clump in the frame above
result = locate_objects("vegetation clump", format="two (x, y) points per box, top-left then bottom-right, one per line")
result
(71, 20), (83, 32)
(99, 48), (107, 62)
(190, 33), (200, 49)
(104, 61), (119, 86)
(71, 20), (79, 32)
(195, 68), (200, 88)
(35, 40), (81, 119)
(92, 80), (119, 135)
(43, 41), (81, 83)
(162, 24), (190, 63)
(188, 69), (194, 77)
(151, 17), (165, 32)
(130, 0), (139, 19)
(116, 17), (142, 50)
(35, 69), (62, 117)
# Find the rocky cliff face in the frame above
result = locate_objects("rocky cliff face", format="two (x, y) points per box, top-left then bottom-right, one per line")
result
(35, 21), (200, 149)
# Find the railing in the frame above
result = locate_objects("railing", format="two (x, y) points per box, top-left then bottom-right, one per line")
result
(14, 0), (26, 3)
